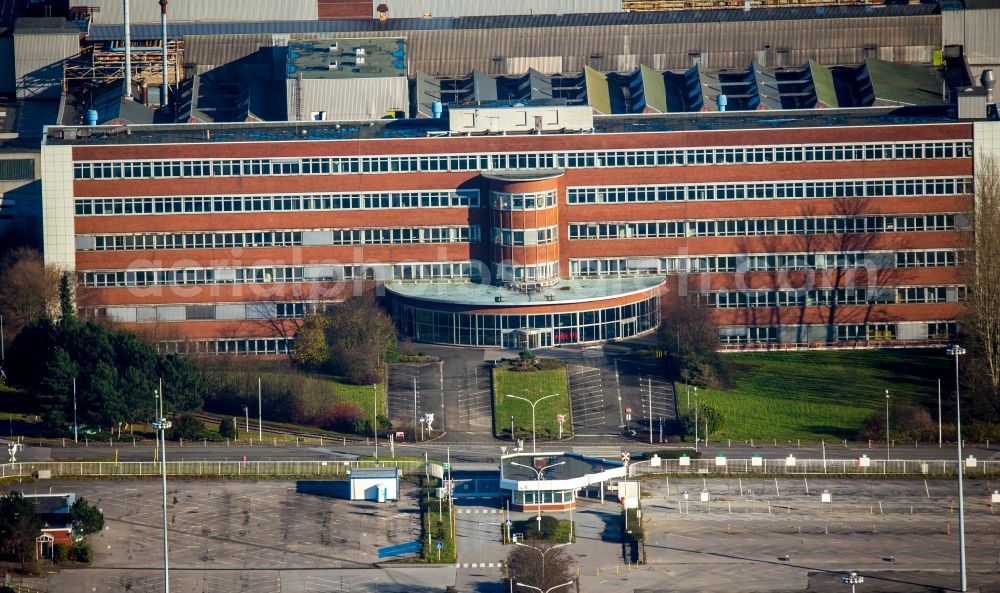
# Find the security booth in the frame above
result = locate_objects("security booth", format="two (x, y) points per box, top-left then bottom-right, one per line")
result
(349, 467), (399, 502)
(500, 452), (626, 511)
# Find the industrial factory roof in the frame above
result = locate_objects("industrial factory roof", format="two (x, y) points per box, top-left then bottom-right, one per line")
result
(85, 4), (939, 41)
(44, 105), (961, 147)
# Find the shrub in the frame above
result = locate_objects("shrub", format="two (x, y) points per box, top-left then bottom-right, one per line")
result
(69, 541), (92, 563)
(680, 404), (725, 439)
(321, 402), (364, 432)
(858, 402), (935, 442)
(218, 417), (237, 439)
(169, 413), (204, 441)
(523, 516), (560, 540)
(52, 543), (69, 563)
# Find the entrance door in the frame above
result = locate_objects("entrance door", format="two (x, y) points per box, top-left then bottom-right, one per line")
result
(515, 329), (551, 350)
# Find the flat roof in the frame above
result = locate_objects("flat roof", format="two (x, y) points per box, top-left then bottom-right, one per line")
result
(501, 453), (624, 482)
(386, 277), (663, 308)
(349, 467), (399, 479)
(286, 38), (406, 80)
(43, 105), (960, 147)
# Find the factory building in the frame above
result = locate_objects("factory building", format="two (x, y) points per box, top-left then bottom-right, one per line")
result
(41, 89), (997, 351)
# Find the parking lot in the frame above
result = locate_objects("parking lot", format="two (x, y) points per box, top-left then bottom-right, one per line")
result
(12, 479), (443, 593)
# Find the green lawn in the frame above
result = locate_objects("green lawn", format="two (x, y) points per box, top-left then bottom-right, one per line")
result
(493, 363), (572, 440)
(678, 350), (949, 442)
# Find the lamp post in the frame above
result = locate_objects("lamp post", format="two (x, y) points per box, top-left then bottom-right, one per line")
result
(512, 541), (571, 589)
(946, 344), (967, 592)
(372, 383), (378, 461)
(885, 389), (890, 465)
(694, 386), (699, 452)
(841, 571), (864, 593)
(72, 377), (78, 444)
(511, 461), (565, 533)
(151, 396), (172, 593)
(257, 377), (262, 442)
(505, 393), (559, 453)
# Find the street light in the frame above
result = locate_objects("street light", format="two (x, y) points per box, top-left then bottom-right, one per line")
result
(505, 393), (559, 453)
(885, 389), (890, 465)
(841, 571), (864, 593)
(512, 541), (571, 591)
(510, 461), (565, 533)
(151, 395), (172, 593)
(694, 386), (699, 452)
(946, 344), (967, 592)
(372, 383), (378, 461)
(515, 581), (574, 593)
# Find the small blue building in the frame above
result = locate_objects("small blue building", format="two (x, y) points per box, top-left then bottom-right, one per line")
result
(349, 467), (399, 502)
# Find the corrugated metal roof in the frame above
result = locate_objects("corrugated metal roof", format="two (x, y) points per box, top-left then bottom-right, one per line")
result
(374, 0), (620, 19)
(942, 9), (1000, 67)
(163, 12), (942, 76)
(88, 4), (938, 40)
(184, 34), (276, 67)
(84, 0), (318, 25)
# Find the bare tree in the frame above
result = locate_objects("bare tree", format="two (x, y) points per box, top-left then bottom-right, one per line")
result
(506, 542), (577, 593)
(968, 153), (1000, 389)
(0, 247), (60, 338)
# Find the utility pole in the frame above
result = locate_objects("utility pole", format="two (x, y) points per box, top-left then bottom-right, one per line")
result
(373, 383), (378, 461)
(73, 376), (78, 443)
(694, 386), (699, 452)
(258, 377), (263, 442)
(938, 378), (943, 448)
(413, 377), (418, 439)
(647, 378), (653, 444)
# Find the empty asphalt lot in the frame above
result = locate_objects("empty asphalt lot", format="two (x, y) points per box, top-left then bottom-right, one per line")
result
(8, 479), (454, 593)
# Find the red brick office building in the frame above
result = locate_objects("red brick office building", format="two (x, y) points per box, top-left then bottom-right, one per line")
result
(41, 104), (991, 353)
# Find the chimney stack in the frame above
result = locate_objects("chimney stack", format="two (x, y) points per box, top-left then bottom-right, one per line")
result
(123, 0), (131, 99)
(982, 69), (996, 105)
(159, 0), (169, 108)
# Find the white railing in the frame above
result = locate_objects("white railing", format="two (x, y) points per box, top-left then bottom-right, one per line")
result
(628, 456), (1000, 477)
(0, 460), (437, 480)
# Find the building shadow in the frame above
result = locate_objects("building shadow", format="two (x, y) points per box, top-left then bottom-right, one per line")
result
(296, 479), (349, 499)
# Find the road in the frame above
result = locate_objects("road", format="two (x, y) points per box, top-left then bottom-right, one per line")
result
(12, 438), (999, 466)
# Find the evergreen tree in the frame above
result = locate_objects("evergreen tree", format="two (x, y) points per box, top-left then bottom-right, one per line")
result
(58, 273), (75, 326)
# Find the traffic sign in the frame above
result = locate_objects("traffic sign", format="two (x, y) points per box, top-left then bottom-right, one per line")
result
(435, 541), (443, 550)
(506, 519), (512, 527)
(625, 406), (632, 421)
(621, 451), (630, 463)
(557, 414), (565, 424)
(442, 462), (450, 470)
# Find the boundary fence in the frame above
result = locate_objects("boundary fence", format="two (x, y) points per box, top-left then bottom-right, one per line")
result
(627, 456), (1000, 477)
(0, 460), (441, 480)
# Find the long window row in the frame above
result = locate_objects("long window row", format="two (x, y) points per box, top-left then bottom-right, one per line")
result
(491, 190), (558, 211)
(718, 322), (958, 344)
(74, 189), (480, 216)
(81, 261), (479, 288)
(567, 177), (972, 204)
(80, 226), (479, 251)
(568, 215), (958, 240)
(494, 261), (560, 284)
(493, 226), (558, 246)
(84, 301), (319, 324)
(395, 295), (659, 347)
(699, 285), (966, 309)
(159, 338), (294, 355)
(71, 140), (972, 180)
(569, 250), (963, 277)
